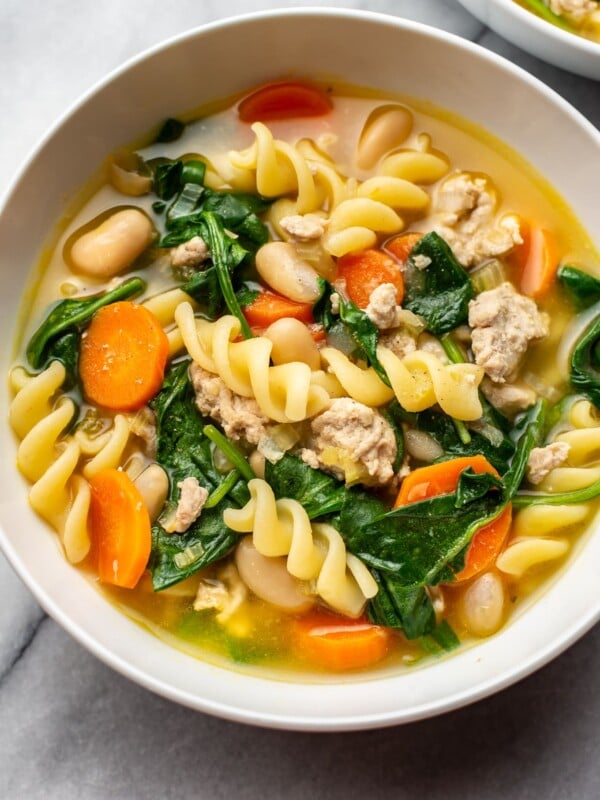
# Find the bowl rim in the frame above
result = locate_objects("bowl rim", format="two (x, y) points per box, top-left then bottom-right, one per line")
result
(1, 6), (599, 731)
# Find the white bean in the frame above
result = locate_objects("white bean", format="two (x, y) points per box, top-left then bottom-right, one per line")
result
(264, 318), (321, 370)
(69, 208), (153, 278)
(356, 105), (413, 170)
(133, 463), (169, 522)
(255, 241), (321, 303)
(460, 571), (506, 638)
(234, 536), (314, 613)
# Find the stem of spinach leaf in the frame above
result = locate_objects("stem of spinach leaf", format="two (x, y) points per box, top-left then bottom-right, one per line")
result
(204, 469), (242, 509)
(202, 211), (253, 340)
(512, 478), (600, 509)
(202, 424), (255, 481)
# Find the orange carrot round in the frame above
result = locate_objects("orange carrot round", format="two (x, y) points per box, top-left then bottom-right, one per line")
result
(336, 249), (404, 309)
(243, 290), (314, 327)
(395, 455), (512, 583)
(79, 301), (169, 411)
(89, 468), (151, 589)
(238, 81), (333, 122)
(384, 231), (424, 263)
(294, 610), (391, 671)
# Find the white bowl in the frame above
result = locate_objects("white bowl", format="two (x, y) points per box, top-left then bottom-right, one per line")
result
(457, 0), (600, 79)
(1, 9), (599, 731)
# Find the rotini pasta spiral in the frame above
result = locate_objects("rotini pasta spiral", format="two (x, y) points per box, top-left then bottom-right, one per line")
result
(497, 399), (600, 578)
(223, 479), (377, 617)
(320, 345), (484, 419)
(9, 362), (90, 563)
(174, 302), (331, 423)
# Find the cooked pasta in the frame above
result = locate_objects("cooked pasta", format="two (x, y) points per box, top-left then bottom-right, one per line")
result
(223, 479), (377, 617)
(9, 79), (600, 674)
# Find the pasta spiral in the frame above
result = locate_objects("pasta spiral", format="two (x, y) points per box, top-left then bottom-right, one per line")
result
(223, 479), (377, 617)
(9, 362), (90, 563)
(174, 302), (331, 423)
(497, 399), (600, 577)
(320, 345), (484, 419)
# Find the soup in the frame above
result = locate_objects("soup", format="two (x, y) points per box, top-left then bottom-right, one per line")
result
(514, 0), (600, 42)
(9, 81), (600, 676)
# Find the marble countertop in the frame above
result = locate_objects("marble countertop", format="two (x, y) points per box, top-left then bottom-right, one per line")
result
(1, 1), (598, 798)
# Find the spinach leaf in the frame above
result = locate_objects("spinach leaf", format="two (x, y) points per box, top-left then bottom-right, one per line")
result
(513, 477), (600, 509)
(403, 232), (474, 335)
(558, 265), (600, 310)
(428, 620), (460, 652)
(504, 399), (546, 497)
(570, 314), (600, 408)
(313, 280), (390, 385)
(149, 361), (248, 590)
(155, 118), (185, 143)
(342, 469), (505, 586)
(415, 409), (515, 474)
(181, 266), (222, 319)
(265, 454), (348, 519)
(368, 573), (436, 639)
(153, 160), (184, 200)
(26, 276), (145, 381)
(382, 400), (405, 472)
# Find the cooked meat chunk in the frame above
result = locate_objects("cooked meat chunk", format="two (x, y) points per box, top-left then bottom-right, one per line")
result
(527, 442), (571, 485)
(481, 377), (538, 416)
(165, 477), (208, 534)
(304, 398), (397, 486)
(170, 236), (210, 268)
(365, 283), (400, 330)
(549, 0), (596, 20)
(433, 172), (522, 267)
(279, 213), (326, 240)
(469, 283), (549, 383)
(191, 363), (270, 444)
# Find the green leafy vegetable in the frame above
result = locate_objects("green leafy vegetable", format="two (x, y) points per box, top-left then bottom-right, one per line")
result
(503, 400), (546, 498)
(558, 265), (600, 310)
(513, 477), (600, 509)
(570, 314), (600, 408)
(368, 574), (435, 639)
(342, 469), (505, 586)
(155, 118), (186, 143)
(26, 277), (145, 382)
(148, 362), (248, 590)
(153, 160), (183, 200)
(265, 454), (347, 519)
(519, 0), (577, 32)
(382, 400), (405, 472)
(313, 280), (390, 385)
(428, 620), (460, 652)
(403, 232), (474, 335)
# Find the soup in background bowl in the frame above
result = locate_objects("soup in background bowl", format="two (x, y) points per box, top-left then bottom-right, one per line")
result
(1, 9), (599, 730)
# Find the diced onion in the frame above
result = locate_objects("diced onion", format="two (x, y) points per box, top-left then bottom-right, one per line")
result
(470, 259), (506, 294)
(174, 542), (206, 569)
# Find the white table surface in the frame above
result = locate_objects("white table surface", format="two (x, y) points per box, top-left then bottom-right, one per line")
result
(1, 2), (598, 798)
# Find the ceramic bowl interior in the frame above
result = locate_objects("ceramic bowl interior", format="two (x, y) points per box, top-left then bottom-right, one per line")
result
(0, 9), (599, 731)
(457, 0), (600, 79)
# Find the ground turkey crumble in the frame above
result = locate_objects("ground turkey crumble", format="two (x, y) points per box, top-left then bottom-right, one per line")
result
(279, 213), (326, 240)
(433, 172), (522, 267)
(468, 282), (549, 383)
(301, 397), (397, 486)
(548, 0), (596, 21)
(170, 236), (209, 269)
(190, 363), (270, 444)
(165, 476), (208, 534)
(527, 442), (571, 485)
(365, 283), (401, 330)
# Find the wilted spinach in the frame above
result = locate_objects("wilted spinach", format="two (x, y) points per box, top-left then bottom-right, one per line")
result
(570, 314), (600, 408)
(558, 265), (600, 311)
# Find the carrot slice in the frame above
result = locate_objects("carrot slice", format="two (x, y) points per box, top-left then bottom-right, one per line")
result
(294, 610), (391, 671)
(243, 290), (314, 327)
(79, 301), (169, 412)
(384, 231), (424, 263)
(395, 455), (512, 583)
(238, 81), (333, 122)
(336, 249), (404, 309)
(89, 468), (151, 588)
(518, 225), (559, 299)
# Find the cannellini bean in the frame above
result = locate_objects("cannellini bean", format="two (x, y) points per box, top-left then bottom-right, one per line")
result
(69, 208), (153, 278)
(255, 241), (321, 303)
(248, 450), (266, 479)
(264, 318), (321, 370)
(133, 463), (169, 522)
(235, 536), (314, 613)
(356, 105), (413, 170)
(459, 571), (506, 638)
